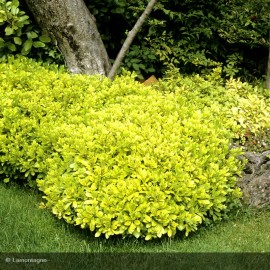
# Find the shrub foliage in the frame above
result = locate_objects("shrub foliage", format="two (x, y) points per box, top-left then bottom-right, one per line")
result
(1, 57), (269, 240)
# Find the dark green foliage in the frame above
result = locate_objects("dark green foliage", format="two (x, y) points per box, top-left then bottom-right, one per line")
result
(0, 0), (63, 63)
(87, 0), (270, 80)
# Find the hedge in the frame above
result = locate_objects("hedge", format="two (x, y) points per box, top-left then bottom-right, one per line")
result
(2, 57), (268, 240)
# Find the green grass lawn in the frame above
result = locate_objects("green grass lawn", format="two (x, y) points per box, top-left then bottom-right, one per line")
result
(1, 182), (270, 253)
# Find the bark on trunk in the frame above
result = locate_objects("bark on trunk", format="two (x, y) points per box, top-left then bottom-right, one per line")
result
(25, 0), (111, 76)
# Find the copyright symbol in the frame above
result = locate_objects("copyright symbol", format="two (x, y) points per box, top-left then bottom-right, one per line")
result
(5, 258), (11, 263)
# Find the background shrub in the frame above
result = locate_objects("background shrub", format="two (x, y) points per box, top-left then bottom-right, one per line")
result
(87, 0), (270, 80)
(2, 57), (269, 240)
(0, 0), (62, 63)
(158, 67), (270, 151)
(1, 0), (269, 80)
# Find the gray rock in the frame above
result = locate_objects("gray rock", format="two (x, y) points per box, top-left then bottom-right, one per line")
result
(237, 150), (270, 208)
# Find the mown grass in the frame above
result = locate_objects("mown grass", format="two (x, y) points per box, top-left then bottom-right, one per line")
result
(1, 182), (270, 253)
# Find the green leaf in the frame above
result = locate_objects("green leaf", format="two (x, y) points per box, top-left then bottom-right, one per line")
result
(7, 43), (16, 51)
(11, 6), (19, 15)
(33, 41), (46, 48)
(132, 63), (140, 71)
(148, 54), (156, 60)
(39, 35), (51, 43)
(11, 0), (19, 8)
(18, 15), (29, 23)
(0, 38), (5, 48)
(3, 178), (10, 184)
(14, 37), (22, 45)
(21, 39), (32, 55)
(5, 26), (14, 36)
(27, 31), (38, 39)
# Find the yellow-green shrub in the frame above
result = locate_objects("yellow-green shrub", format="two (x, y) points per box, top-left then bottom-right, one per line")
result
(158, 68), (270, 151)
(0, 57), (253, 240)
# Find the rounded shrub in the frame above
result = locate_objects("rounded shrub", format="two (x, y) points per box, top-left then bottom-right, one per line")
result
(0, 57), (249, 240)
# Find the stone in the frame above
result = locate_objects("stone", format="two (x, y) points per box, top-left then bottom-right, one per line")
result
(237, 150), (270, 208)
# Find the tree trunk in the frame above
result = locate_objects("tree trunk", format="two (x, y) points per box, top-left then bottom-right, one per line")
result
(266, 30), (270, 89)
(25, 0), (111, 76)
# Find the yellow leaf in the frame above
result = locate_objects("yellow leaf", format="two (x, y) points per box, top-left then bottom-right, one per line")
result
(167, 229), (173, 237)
(128, 223), (136, 234)
(95, 232), (101, 237)
(90, 220), (95, 231)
